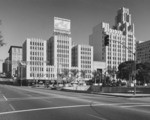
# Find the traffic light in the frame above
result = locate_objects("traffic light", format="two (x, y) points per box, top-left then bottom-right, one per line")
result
(104, 35), (109, 46)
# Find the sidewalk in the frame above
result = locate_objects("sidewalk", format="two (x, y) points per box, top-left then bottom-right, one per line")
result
(25, 86), (150, 98)
(99, 93), (150, 98)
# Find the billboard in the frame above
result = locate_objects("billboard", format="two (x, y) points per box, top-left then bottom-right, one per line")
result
(54, 17), (71, 32)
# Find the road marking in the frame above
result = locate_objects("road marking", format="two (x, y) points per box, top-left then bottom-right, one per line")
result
(87, 114), (108, 120)
(121, 104), (150, 108)
(0, 102), (150, 115)
(2, 95), (7, 101)
(0, 104), (91, 115)
(0, 102), (146, 115)
(9, 104), (15, 111)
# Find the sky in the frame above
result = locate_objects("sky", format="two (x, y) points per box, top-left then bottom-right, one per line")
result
(0, 0), (150, 72)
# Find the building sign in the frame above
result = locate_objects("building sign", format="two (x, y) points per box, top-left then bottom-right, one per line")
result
(54, 17), (71, 32)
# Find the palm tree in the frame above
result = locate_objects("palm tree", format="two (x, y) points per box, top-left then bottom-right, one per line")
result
(71, 69), (79, 79)
(80, 70), (86, 81)
(107, 67), (117, 80)
(57, 73), (64, 83)
(92, 70), (101, 85)
(62, 69), (70, 83)
(92, 70), (97, 84)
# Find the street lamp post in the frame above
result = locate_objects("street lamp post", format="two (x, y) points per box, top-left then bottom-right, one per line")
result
(21, 66), (22, 86)
(133, 53), (136, 95)
(20, 61), (26, 87)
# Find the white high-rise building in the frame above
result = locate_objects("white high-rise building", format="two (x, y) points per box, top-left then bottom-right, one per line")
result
(72, 44), (93, 80)
(89, 7), (136, 71)
(20, 17), (94, 84)
(47, 17), (72, 77)
(8, 46), (22, 77)
(22, 38), (55, 83)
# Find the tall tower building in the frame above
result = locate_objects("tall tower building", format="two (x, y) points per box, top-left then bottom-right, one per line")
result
(72, 45), (93, 80)
(89, 7), (136, 71)
(2, 57), (10, 76)
(8, 46), (22, 77)
(47, 17), (72, 77)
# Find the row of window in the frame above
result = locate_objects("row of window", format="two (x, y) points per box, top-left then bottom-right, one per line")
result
(57, 54), (69, 58)
(57, 58), (69, 63)
(57, 45), (69, 49)
(30, 41), (44, 46)
(46, 68), (54, 72)
(30, 57), (44, 61)
(12, 48), (22, 53)
(30, 52), (44, 56)
(30, 67), (44, 71)
(30, 73), (54, 78)
(81, 51), (91, 55)
(81, 47), (91, 51)
(57, 40), (69, 44)
(81, 56), (91, 60)
(29, 61), (45, 66)
(57, 49), (69, 53)
(30, 46), (44, 50)
(81, 61), (91, 64)
(81, 65), (91, 69)
(46, 74), (55, 78)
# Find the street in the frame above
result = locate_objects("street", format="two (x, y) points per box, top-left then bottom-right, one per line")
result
(0, 84), (150, 120)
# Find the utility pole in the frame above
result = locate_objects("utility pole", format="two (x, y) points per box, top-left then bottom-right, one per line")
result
(133, 53), (136, 95)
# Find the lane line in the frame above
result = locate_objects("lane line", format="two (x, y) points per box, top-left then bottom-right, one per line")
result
(121, 104), (150, 108)
(87, 114), (108, 120)
(0, 104), (90, 115)
(9, 104), (15, 111)
(0, 102), (147, 115)
(0, 102), (150, 115)
(2, 95), (7, 101)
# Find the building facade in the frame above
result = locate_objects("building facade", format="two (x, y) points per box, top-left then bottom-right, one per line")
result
(137, 40), (150, 63)
(8, 46), (22, 77)
(22, 38), (55, 82)
(72, 44), (93, 80)
(2, 57), (10, 76)
(89, 7), (136, 72)
(47, 17), (72, 77)
(19, 17), (94, 83)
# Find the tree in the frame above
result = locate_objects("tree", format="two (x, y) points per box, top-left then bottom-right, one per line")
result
(107, 67), (117, 80)
(0, 20), (5, 47)
(80, 70), (86, 79)
(117, 61), (135, 80)
(92, 70), (102, 84)
(57, 73), (64, 83)
(118, 61), (150, 84)
(136, 62), (150, 84)
(70, 69), (79, 79)
(63, 69), (69, 78)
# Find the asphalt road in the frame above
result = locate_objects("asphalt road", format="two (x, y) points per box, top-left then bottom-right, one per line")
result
(0, 84), (150, 120)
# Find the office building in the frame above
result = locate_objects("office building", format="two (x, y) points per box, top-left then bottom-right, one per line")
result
(8, 46), (22, 77)
(72, 44), (93, 80)
(22, 38), (55, 83)
(137, 40), (150, 63)
(89, 7), (136, 72)
(20, 17), (94, 83)
(47, 17), (72, 76)
(2, 57), (10, 76)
